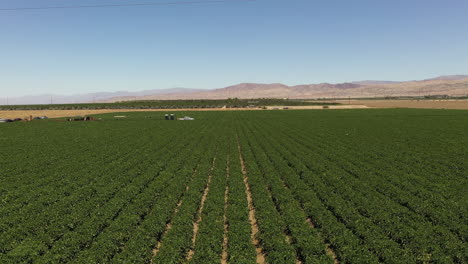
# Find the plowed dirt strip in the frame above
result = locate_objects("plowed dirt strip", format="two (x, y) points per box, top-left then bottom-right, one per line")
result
(221, 156), (230, 264)
(285, 235), (302, 264)
(151, 188), (187, 260)
(306, 218), (339, 264)
(0, 108), (263, 119)
(150, 166), (199, 261)
(186, 157), (217, 262)
(283, 233), (302, 264)
(237, 138), (266, 264)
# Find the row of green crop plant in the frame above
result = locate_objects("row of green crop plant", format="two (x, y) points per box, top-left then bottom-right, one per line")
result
(0, 123), (182, 229)
(0, 124), (180, 255)
(62, 122), (216, 263)
(238, 123), (336, 264)
(240, 118), (393, 263)
(246, 121), (411, 263)
(254, 109), (466, 240)
(246, 114), (465, 263)
(151, 136), (220, 263)
(309, 128), (467, 242)
(0, 98), (339, 111)
(2, 123), (211, 263)
(108, 120), (220, 263)
(0, 121), (199, 238)
(236, 129), (300, 263)
(149, 116), (237, 263)
(68, 133), (214, 263)
(190, 147), (228, 263)
(224, 133), (257, 264)
(275, 111), (466, 201)
(258, 115), (466, 258)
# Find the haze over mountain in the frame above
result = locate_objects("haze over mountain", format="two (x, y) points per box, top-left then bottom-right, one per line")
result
(1, 76), (467, 105)
(109, 75), (468, 101)
(1, 88), (203, 105)
(424, 75), (468, 81)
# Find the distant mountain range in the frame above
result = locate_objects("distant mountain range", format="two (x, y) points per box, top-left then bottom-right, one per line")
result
(2, 75), (467, 105)
(108, 75), (468, 101)
(1, 88), (204, 105)
(424, 75), (468, 81)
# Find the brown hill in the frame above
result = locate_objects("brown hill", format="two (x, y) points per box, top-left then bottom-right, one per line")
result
(109, 77), (468, 101)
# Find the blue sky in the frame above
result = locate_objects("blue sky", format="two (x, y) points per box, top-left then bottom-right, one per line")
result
(1, 0), (467, 97)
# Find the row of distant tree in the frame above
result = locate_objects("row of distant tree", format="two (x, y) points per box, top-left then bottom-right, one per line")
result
(0, 98), (339, 111)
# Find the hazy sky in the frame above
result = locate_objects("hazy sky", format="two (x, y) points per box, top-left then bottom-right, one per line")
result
(1, 0), (467, 97)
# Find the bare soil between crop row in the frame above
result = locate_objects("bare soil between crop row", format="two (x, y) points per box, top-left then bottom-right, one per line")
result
(186, 157), (216, 262)
(221, 156), (230, 264)
(342, 99), (468, 109)
(237, 138), (266, 264)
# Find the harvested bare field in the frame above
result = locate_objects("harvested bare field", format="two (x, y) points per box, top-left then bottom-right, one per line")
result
(0, 100), (466, 120)
(0, 105), (367, 119)
(266, 105), (368, 110)
(348, 99), (468, 109)
(0, 108), (260, 119)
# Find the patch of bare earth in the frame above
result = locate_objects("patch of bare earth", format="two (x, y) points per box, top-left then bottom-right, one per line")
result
(306, 218), (339, 264)
(266, 105), (368, 110)
(283, 233), (302, 264)
(0, 103), (371, 120)
(151, 185), (189, 261)
(221, 156), (230, 264)
(237, 138), (266, 264)
(0, 108), (263, 119)
(349, 99), (468, 109)
(186, 157), (216, 262)
(279, 177), (338, 263)
(151, 167), (199, 261)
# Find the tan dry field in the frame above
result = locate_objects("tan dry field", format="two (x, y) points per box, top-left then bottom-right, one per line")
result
(0, 108), (260, 119)
(0, 100), (466, 119)
(348, 99), (468, 110)
(0, 106), (368, 119)
(266, 105), (369, 110)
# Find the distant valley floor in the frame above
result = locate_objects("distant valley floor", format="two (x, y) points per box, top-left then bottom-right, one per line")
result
(0, 99), (466, 119)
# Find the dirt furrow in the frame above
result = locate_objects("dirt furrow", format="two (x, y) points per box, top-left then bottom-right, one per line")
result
(151, 187), (188, 261)
(221, 156), (230, 264)
(186, 157), (217, 262)
(306, 218), (339, 264)
(237, 139), (266, 264)
(283, 233), (303, 264)
(151, 167), (199, 261)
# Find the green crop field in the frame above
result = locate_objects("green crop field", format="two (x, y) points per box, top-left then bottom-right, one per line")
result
(0, 109), (466, 264)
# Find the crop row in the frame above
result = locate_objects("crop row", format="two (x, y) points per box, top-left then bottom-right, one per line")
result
(239, 111), (466, 263)
(1, 109), (466, 263)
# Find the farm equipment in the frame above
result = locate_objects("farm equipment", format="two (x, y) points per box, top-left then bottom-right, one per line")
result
(67, 116), (96, 121)
(1, 118), (26, 123)
(178, 116), (195, 121)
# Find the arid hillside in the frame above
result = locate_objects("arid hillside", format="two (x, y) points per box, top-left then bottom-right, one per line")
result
(109, 77), (468, 101)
